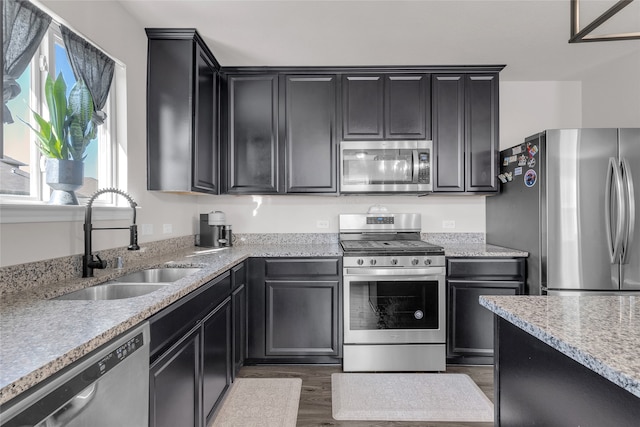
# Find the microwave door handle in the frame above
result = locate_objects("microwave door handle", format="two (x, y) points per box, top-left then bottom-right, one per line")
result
(412, 150), (419, 184)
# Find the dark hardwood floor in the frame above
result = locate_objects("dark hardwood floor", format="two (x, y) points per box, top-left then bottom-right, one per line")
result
(237, 365), (494, 427)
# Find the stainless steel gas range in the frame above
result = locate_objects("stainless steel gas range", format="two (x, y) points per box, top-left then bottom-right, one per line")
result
(339, 213), (446, 372)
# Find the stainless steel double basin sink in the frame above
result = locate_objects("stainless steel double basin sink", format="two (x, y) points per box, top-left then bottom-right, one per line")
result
(54, 268), (201, 301)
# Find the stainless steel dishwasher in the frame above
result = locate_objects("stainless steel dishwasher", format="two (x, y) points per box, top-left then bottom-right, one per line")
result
(0, 322), (150, 427)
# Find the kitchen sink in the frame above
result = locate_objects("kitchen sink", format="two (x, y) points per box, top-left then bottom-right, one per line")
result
(53, 268), (201, 301)
(112, 268), (201, 283)
(54, 283), (170, 301)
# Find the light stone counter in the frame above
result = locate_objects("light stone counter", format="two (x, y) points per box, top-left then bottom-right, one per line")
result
(0, 243), (341, 405)
(479, 295), (640, 398)
(438, 242), (528, 258)
(0, 235), (522, 406)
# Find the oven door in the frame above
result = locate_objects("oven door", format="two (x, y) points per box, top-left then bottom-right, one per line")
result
(343, 267), (445, 344)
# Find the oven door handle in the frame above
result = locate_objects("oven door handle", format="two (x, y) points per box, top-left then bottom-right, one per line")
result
(344, 267), (445, 276)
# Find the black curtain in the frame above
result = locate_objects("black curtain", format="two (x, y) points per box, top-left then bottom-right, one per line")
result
(3, 0), (52, 124)
(61, 25), (114, 126)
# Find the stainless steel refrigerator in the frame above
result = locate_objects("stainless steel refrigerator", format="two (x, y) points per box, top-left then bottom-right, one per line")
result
(487, 128), (640, 295)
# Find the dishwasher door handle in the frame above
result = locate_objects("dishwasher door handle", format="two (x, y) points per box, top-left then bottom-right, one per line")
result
(45, 383), (98, 427)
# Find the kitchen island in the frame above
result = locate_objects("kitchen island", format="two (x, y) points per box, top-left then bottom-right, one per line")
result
(480, 295), (640, 426)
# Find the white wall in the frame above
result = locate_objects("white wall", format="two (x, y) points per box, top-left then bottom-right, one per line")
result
(581, 50), (640, 128)
(499, 81), (582, 150)
(196, 194), (486, 234)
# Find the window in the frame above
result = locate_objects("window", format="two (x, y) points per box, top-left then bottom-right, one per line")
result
(1, 22), (119, 205)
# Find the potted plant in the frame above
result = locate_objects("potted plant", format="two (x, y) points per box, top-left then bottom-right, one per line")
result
(22, 73), (96, 205)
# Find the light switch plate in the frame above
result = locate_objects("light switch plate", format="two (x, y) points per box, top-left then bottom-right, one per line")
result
(162, 223), (173, 234)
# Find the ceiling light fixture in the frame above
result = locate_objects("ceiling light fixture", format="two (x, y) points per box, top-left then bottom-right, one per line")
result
(570, 0), (640, 42)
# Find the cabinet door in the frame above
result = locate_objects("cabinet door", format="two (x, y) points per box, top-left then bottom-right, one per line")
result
(447, 280), (522, 362)
(226, 74), (279, 193)
(202, 299), (231, 425)
(283, 75), (338, 193)
(265, 280), (340, 356)
(465, 74), (499, 192)
(385, 74), (430, 140)
(149, 327), (200, 427)
(342, 75), (384, 140)
(432, 74), (465, 192)
(231, 284), (246, 380)
(192, 46), (218, 193)
(146, 37), (193, 192)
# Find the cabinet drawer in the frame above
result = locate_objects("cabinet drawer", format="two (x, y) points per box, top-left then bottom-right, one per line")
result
(265, 258), (340, 277)
(149, 271), (231, 359)
(447, 258), (525, 280)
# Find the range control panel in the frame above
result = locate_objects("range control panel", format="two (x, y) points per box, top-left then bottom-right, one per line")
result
(366, 216), (394, 225)
(343, 255), (445, 268)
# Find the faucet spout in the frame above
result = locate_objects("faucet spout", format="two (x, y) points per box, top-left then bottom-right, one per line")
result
(83, 188), (140, 278)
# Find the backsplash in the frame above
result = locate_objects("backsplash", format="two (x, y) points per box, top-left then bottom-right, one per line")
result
(0, 235), (195, 297)
(0, 232), (485, 297)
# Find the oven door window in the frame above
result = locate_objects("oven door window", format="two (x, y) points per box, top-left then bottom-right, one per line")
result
(349, 279), (439, 330)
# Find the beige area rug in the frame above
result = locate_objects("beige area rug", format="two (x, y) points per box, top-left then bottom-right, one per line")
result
(332, 373), (493, 422)
(211, 378), (302, 427)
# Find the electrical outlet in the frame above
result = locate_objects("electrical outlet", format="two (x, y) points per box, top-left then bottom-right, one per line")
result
(442, 220), (456, 229)
(163, 223), (173, 234)
(316, 220), (329, 229)
(141, 224), (154, 235)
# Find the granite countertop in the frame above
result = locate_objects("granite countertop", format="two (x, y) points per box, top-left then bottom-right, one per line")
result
(438, 242), (528, 258)
(480, 295), (640, 398)
(0, 243), (341, 405)
(0, 239), (522, 406)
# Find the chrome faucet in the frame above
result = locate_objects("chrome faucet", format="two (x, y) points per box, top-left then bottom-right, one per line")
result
(83, 188), (140, 277)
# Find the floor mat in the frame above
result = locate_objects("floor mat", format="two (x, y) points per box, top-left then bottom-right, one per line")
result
(331, 373), (493, 422)
(212, 378), (301, 427)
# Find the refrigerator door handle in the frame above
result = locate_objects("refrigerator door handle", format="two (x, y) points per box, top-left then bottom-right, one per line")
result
(605, 157), (625, 263)
(621, 158), (635, 264)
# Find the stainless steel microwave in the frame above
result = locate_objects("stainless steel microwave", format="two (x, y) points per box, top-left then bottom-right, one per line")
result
(340, 140), (432, 193)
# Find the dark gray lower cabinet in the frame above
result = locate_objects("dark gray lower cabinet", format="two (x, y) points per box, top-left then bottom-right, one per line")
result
(247, 257), (342, 364)
(202, 301), (231, 427)
(149, 266), (243, 427)
(231, 263), (247, 380)
(446, 258), (525, 365)
(149, 327), (200, 427)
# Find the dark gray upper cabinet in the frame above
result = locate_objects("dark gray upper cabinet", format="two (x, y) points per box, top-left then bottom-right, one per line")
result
(224, 74), (280, 194)
(342, 75), (384, 140)
(342, 73), (430, 140)
(385, 74), (430, 140)
(465, 74), (499, 192)
(432, 74), (465, 192)
(222, 73), (338, 194)
(283, 75), (338, 193)
(432, 73), (499, 193)
(146, 29), (220, 194)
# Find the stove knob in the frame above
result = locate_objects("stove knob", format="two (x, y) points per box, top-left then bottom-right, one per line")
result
(390, 258), (398, 266)
(370, 259), (377, 266)
(411, 258), (419, 266)
(424, 259), (432, 265)
(357, 259), (364, 266)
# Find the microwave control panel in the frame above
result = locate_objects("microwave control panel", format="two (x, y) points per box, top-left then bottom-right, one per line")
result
(418, 152), (430, 183)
